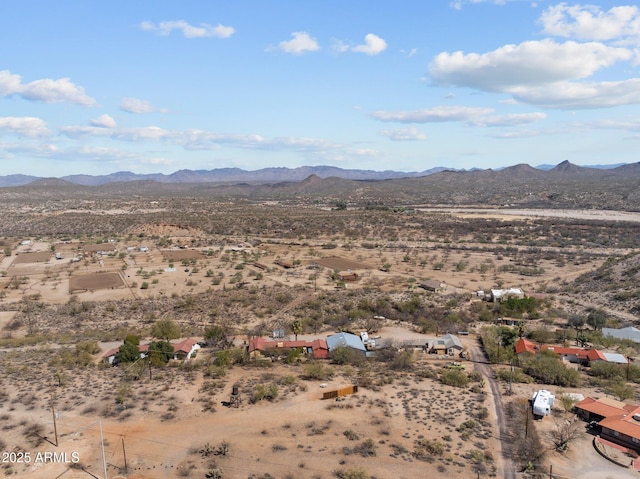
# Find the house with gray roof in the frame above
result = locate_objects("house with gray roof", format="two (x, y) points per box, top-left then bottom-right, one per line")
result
(326, 332), (367, 356)
(603, 327), (640, 344)
(430, 333), (464, 355)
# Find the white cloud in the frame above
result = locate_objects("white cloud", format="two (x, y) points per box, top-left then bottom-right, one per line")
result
(90, 114), (117, 128)
(0, 117), (51, 137)
(0, 142), (59, 156)
(331, 39), (349, 53)
(111, 126), (171, 141)
(0, 70), (96, 106)
(61, 125), (170, 141)
(540, 4), (640, 42)
(278, 32), (320, 55)
(429, 39), (632, 91)
(378, 127), (427, 141)
(141, 157), (172, 166)
(120, 98), (166, 114)
(352, 34), (387, 56)
(140, 20), (235, 39)
(467, 112), (547, 126)
(450, 0), (508, 10)
(510, 78), (640, 109)
(371, 106), (493, 123)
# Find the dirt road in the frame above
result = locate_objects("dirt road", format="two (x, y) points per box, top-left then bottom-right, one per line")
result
(468, 339), (516, 479)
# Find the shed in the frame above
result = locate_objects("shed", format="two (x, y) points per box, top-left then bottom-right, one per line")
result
(419, 280), (446, 293)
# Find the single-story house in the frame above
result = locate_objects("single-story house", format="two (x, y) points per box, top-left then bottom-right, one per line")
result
(102, 343), (150, 365)
(603, 326), (640, 344)
(575, 397), (633, 423)
(576, 397), (640, 451)
(326, 332), (367, 356)
(248, 337), (329, 360)
(172, 338), (201, 361)
(274, 260), (294, 269)
(489, 288), (524, 302)
(419, 280), (446, 293)
(337, 271), (359, 282)
(102, 338), (200, 365)
(430, 333), (464, 356)
(515, 338), (538, 355)
(84, 243), (117, 255)
(515, 340), (628, 367)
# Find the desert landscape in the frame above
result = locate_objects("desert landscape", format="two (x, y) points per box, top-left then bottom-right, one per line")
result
(1, 175), (640, 479)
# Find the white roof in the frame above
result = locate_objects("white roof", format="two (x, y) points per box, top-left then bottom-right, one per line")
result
(602, 327), (640, 343)
(602, 352), (629, 364)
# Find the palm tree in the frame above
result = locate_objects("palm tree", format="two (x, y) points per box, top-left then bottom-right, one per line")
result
(291, 320), (302, 341)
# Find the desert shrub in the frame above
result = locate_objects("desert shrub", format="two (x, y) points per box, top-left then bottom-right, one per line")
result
(519, 351), (580, 387)
(148, 340), (174, 365)
(251, 383), (278, 403)
(303, 362), (333, 380)
(495, 367), (533, 384)
(334, 467), (370, 479)
(439, 369), (469, 388)
(116, 342), (141, 364)
(343, 429), (360, 441)
(413, 438), (445, 460)
(353, 438), (377, 457)
(332, 346), (364, 365)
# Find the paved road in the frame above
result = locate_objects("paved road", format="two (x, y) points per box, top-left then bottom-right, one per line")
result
(468, 340), (517, 479)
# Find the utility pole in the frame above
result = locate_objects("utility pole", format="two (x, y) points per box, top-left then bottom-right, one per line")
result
(121, 437), (128, 473)
(509, 360), (514, 395)
(51, 395), (58, 447)
(99, 419), (108, 479)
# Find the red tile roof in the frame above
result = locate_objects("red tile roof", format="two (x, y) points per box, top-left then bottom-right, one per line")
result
(248, 337), (329, 359)
(515, 338), (537, 355)
(599, 407), (640, 440)
(575, 397), (630, 418)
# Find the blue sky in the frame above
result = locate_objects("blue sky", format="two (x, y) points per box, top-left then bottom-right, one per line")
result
(1, 1), (640, 176)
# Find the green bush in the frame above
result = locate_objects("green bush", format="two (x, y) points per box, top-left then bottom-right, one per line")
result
(519, 351), (580, 387)
(439, 369), (469, 388)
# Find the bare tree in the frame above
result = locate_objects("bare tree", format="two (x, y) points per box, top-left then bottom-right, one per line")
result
(550, 417), (584, 451)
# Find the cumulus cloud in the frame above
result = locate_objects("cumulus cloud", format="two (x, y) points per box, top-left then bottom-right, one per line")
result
(467, 112), (547, 127)
(352, 34), (387, 55)
(0, 142), (59, 156)
(140, 20), (235, 39)
(510, 78), (640, 109)
(120, 98), (166, 114)
(0, 117), (51, 137)
(90, 114), (117, 128)
(0, 70), (96, 106)
(540, 4), (640, 42)
(371, 105), (493, 123)
(277, 32), (320, 54)
(378, 127), (427, 141)
(61, 125), (170, 141)
(429, 39), (631, 91)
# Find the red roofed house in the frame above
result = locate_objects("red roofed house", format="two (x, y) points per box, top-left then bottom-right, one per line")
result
(172, 338), (200, 361)
(514, 339), (622, 367)
(249, 337), (329, 360)
(102, 338), (200, 365)
(575, 397), (640, 451)
(515, 338), (538, 355)
(540, 345), (607, 366)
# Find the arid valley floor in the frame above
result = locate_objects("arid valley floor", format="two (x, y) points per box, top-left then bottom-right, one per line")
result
(2, 195), (640, 479)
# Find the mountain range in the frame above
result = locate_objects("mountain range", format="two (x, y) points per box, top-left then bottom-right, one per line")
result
(0, 165), (451, 188)
(0, 162), (632, 188)
(2, 161), (640, 211)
